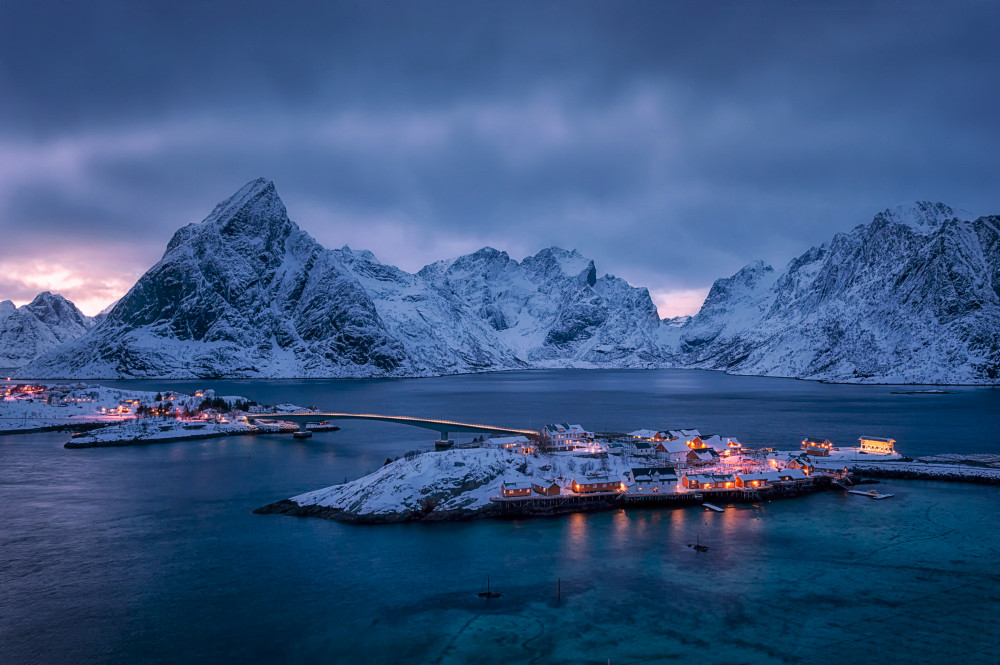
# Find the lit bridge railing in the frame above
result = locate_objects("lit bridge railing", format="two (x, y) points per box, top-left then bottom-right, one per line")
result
(248, 411), (539, 438)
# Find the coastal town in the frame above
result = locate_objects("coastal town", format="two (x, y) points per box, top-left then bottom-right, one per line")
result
(485, 424), (889, 507)
(7, 381), (1000, 522)
(0, 381), (325, 446)
(268, 422), (918, 523)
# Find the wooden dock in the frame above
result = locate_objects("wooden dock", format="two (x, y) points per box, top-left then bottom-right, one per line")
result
(848, 489), (895, 500)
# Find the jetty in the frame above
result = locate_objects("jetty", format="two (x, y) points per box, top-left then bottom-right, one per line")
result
(847, 489), (894, 500)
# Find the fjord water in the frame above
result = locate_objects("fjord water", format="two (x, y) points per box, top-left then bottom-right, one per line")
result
(2, 369), (999, 664)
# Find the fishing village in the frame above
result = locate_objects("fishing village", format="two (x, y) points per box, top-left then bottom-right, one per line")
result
(5, 381), (995, 524)
(484, 425), (895, 514)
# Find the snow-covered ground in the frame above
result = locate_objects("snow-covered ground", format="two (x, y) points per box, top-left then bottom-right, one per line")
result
(291, 448), (631, 520)
(285, 440), (1000, 524)
(66, 418), (260, 446)
(0, 382), (263, 438)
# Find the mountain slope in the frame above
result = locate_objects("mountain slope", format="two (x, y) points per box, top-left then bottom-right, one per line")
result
(0, 293), (93, 367)
(22, 179), (666, 378)
(418, 246), (666, 367)
(677, 203), (1000, 383)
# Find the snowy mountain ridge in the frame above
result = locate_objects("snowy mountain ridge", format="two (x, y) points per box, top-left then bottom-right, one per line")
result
(10, 180), (1000, 384)
(21, 179), (668, 378)
(0, 292), (94, 367)
(674, 202), (1000, 383)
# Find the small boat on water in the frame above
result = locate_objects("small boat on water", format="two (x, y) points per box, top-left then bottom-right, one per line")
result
(477, 575), (502, 599)
(703, 503), (724, 513)
(848, 489), (895, 500)
(292, 431), (313, 439)
(305, 421), (341, 432)
(688, 535), (709, 552)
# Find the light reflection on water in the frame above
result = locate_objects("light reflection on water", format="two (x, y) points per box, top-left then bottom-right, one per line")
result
(1, 369), (999, 664)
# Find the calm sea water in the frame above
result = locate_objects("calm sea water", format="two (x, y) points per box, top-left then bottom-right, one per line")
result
(2, 369), (999, 664)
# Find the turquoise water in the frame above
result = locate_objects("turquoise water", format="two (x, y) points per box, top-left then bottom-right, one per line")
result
(2, 370), (999, 664)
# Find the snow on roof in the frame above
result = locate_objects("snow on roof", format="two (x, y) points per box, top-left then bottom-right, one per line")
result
(669, 429), (701, 438)
(737, 472), (770, 481)
(544, 423), (589, 433)
(656, 440), (691, 454)
(699, 434), (727, 452)
(487, 435), (530, 445)
(803, 437), (832, 444)
(574, 475), (617, 484)
(776, 468), (809, 480)
(631, 467), (677, 479)
(628, 428), (660, 439)
(501, 480), (532, 490)
(859, 436), (895, 443)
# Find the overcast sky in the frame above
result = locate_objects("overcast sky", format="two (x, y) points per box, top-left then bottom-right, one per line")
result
(1, 1), (998, 316)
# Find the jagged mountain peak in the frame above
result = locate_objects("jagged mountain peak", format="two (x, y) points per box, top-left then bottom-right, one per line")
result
(523, 247), (597, 286)
(339, 246), (381, 264)
(873, 201), (973, 234)
(0, 293), (94, 366)
(22, 291), (90, 328)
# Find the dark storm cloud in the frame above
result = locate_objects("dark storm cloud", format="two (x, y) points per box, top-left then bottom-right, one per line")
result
(1, 0), (998, 315)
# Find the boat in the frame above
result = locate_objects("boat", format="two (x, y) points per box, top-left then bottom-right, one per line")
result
(703, 503), (724, 512)
(292, 431), (313, 439)
(305, 421), (341, 432)
(688, 535), (709, 552)
(477, 575), (502, 599)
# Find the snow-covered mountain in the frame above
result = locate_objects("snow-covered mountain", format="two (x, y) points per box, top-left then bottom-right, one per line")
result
(674, 202), (1000, 383)
(0, 293), (93, 367)
(17, 181), (999, 384)
(418, 246), (665, 367)
(22, 179), (669, 378)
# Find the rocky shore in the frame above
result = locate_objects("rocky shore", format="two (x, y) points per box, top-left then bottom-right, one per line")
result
(852, 464), (1000, 486)
(253, 450), (840, 525)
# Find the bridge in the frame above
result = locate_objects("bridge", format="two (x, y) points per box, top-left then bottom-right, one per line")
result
(248, 411), (539, 441)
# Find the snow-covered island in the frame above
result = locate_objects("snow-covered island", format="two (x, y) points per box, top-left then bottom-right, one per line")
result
(256, 427), (929, 524)
(0, 381), (321, 447)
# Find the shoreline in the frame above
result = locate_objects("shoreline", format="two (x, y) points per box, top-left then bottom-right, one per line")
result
(852, 465), (1000, 486)
(10, 366), (1000, 387)
(63, 424), (337, 448)
(254, 477), (835, 525)
(65, 429), (247, 449)
(0, 422), (111, 436)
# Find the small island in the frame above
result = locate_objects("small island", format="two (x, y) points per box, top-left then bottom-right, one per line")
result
(0, 381), (335, 447)
(255, 426), (937, 524)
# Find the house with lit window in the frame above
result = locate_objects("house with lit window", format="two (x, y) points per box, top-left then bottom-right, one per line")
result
(784, 455), (814, 475)
(809, 460), (848, 478)
(532, 480), (561, 496)
(859, 436), (895, 454)
(627, 467), (678, 493)
(485, 435), (533, 452)
(681, 473), (736, 491)
(668, 429), (701, 441)
(771, 468), (811, 484)
(500, 480), (532, 498)
(542, 423), (594, 449)
(571, 476), (623, 494)
(627, 429), (670, 442)
(735, 472), (771, 489)
(688, 448), (720, 466)
(656, 439), (695, 465)
(801, 437), (833, 456)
